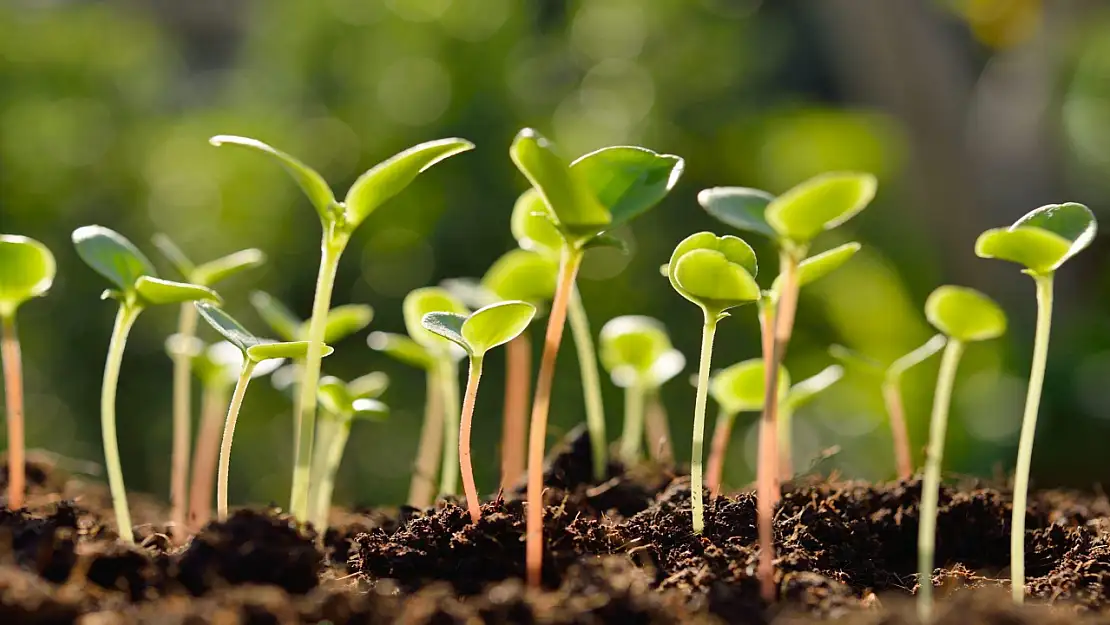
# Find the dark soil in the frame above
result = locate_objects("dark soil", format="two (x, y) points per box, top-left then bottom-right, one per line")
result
(3, 435), (1110, 623)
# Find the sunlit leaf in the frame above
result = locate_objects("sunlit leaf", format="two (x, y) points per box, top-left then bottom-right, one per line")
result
(709, 358), (790, 415)
(250, 291), (301, 342)
(195, 301), (262, 353)
(697, 187), (776, 238)
(318, 304), (374, 343)
(648, 349), (686, 387)
(772, 241), (861, 297)
(348, 371), (389, 399)
(247, 340), (330, 362)
(782, 365), (843, 412)
(210, 135), (337, 221)
(367, 331), (435, 370)
(135, 276), (220, 307)
(481, 249), (558, 304)
(317, 376), (352, 415)
(570, 145), (684, 226)
(461, 301), (536, 355)
(351, 398), (389, 421)
(72, 225), (156, 293)
(668, 233), (760, 314)
(976, 202), (1096, 275)
(765, 172), (877, 245)
(403, 287), (468, 357)
(0, 235), (56, 317)
(191, 248), (266, 287)
(510, 189), (563, 258)
(925, 286), (1007, 342)
(419, 311), (467, 351)
(599, 315), (673, 387)
(441, 277), (500, 310)
(509, 128), (610, 239)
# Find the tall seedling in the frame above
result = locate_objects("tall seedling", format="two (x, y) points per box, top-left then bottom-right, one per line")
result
(210, 134), (473, 521)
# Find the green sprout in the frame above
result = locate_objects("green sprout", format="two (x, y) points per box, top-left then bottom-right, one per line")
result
(312, 373), (389, 532)
(667, 231), (761, 534)
(598, 315), (685, 465)
(151, 233), (265, 540)
(974, 202), (1097, 605)
(0, 235), (55, 510)
(72, 226), (220, 543)
(210, 134), (473, 522)
(699, 172), (875, 601)
(193, 302), (333, 521)
(917, 286), (1006, 622)
(830, 334), (948, 479)
(421, 301), (536, 522)
(776, 364), (843, 479)
(510, 128), (684, 587)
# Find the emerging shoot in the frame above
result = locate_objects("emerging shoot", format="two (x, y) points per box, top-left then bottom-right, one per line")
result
(777, 364), (843, 479)
(706, 359), (788, 496)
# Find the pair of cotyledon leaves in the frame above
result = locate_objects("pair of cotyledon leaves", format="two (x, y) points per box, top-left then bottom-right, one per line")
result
(317, 373), (389, 423)
(0, 235), (56, 318)
(194, 301), (333, 365)
(420, 301), (537, 359)
(367, 286), (471, 371)
(598, 315), (685, 389)
(708, 358), (843, 417)
(975, 202), (1097, 277)
(150, 233), (266, 290)
(250, 291), (373, 346)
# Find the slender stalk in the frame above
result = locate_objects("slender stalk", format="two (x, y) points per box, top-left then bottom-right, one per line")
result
(567, 287), (607, 481)
(881, 378), (914, 480)
(706, 407), (736, 498)
(309, 417), (340, 529)
(619, 384), (646, 465)
(917, 339), (965, 623)
(526, 246), (583, 588)
(188, 382), (230, 530)
(291, 232), (346, 521)
(218, 361), (257, 521)
(1011, 275), (1053, 604)
(644, 390), (673, 463)
(460, 356), (485, 523)
(690, 313), (720, 534)
(1, 315), (26, 509)
(778, 406), (797, 480)
(500, 334), (531, 489)
(169, 302), (198, 541)
(438, 358), (461, 496)
(408, 371), (443, 507)
(101, 304), (142, 543)
(311, 417), (350, 533)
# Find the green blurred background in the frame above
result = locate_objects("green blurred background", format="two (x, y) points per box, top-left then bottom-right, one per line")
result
(4, 0), (1110, 510)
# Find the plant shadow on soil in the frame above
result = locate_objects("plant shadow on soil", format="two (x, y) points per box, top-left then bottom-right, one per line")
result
(2, 430), (1110, 623)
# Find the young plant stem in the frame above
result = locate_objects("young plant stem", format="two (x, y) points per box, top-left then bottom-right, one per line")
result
(309, 418), (340, 529)
(619, 383), (646, 465)
(408, 372), (443, 507)
(311, 417), (349, 533)
(188, 383), (230, 530)
(218, 361), (257, 521)
(644, 391), (673, 463)
(917, 339), (965, 623)
(438, 358), (461, 496)
(169, 302), (198, 541)
(1011, 274), (1053, 604)
(778, 406), (795, 480)
(291, 232), (346, 521)
(460, 356), (485, 523)
(500, 334), (531, 490)
(102, 304), (143, 544)
(567, 287), (607, 481)
(706, 407), (736, 498)
(690, 313), (720, 534)
(526, 246), (583, 588)
(881, 377), (914, 480)
(1, 315), (26, 509)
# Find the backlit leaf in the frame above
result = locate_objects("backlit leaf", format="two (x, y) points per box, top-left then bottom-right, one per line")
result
(709, 359), (790, 415)
(195, 301), (262, 353)
(247, 340), (331, 363)
(0, 235), (56, 317)
(766, 172), (877, 245)
(135, 276), (220, 307)
(461, 301), (536, 355)
(420, 312), (467, 352)
(697, 187), (776, 238)
(403, 287), (468, 357)
(570, 146), (684, 226)
(210, 135), (337, 222)
(925, 286), (1007, 343)
(191, 249), (266, 287)
(510, 189), (563, 258)
(510, 128), (610, 239)
(976, 202), (1096, 274)
(318, 304), (374, 343)
(72, 225), (156, 293)
(481, 249), (558, 304)
(668, 233), (760, 313)
(599, 315), (673, 386)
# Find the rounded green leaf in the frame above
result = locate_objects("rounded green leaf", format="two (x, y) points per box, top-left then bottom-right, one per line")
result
(765, 172), (877, 245)
(599, 315), (673, 387)
(135, 276), (220, 307)
(317, 304), (374, 343)
(343, 137), (475, 229)
(249, 291), (301, 342)
(925, 286), (1007, 342)
(976, 202), (1096, 275)
(367, 331), (435, 370)
(462, 301), (536, 355)
(509, 128), (611, 239)
(0, 235), (56, 317)
(210, 135), (337, 222)
(481, 249), (558, 304)
(1015, 202), (1097, 248)
(195, 301), (262, 353)
(351, 398), (389, 421)
(191, 249), (267, 287)
(151, 233), (195, 278)
(317, 375), (353, 415)
(569, 146), (685, 226)
(771, 241), (861, 298)
(668, 233), (760, 313)
(348, 371), (389, 399)
(510, 189), (563, 258)
(783, 365), (844, 412)
(72, 225), (157, 293)
(403, 287), (468, 357)
(709, 359), (790, 415)
(668, 232), (758, 278)
(697, 187), (777, 238)
(247, 340), (332, 363)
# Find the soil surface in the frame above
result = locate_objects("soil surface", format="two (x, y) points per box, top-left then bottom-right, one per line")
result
(3, 434), (1110, 624)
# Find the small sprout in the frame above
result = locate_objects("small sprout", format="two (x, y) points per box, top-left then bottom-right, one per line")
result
(667, 232), (760, 534)
(0, 235), (56, 510)
(421, 301), (537, 523)
(777, 365), (843, 479)
(72, 225), (219, 544)
(917, 286), (1006, 622)
(194, 302), (332, 521)
(211, 133), (472, 522)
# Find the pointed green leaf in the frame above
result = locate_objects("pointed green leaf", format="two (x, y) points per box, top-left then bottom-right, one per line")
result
(317, 304), (374, 343)
(72, 225), (157, 293)
(976, 203), (1096, 274)
(599, 315), (673, 387)
(367, 331), (435, 370)
(709, 358), (790, 415)
(783, 365), (843, 412)
(348, 371), (389, 399)
(925, 286), (1007, 343)
(191, 249), (266, 287)
(481, 249), (558, 304)
(570, 146), (685, 226)
(403, 287), (469, 356)
(351, 398), (389, 421)
(770, 241), (861, 299)
(135, 276), (221, 307)
(510, 189), (563, 258)
(195, 301), (262, 353)
(697, 187), (777, 238)
(318, 375), (353, 415)
(0, 235), (56, 317)
(209, 135), (337, 222)
(343, 138), (474, 229)
(420, 311), (468, 353)
(461, 300), (536, 355)
(828, 344), (883, 377)
(765, 172), (877, 245)
(247, 340), (331, 363)
(509, 128), (611, 239)
(887, 334), (947, 381)
(249, 291), (301, 342)
(150, 233), (195, 278)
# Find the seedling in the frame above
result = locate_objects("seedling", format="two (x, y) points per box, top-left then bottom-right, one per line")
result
(510, 128), (684, 587)
(699, 172), (875, 601)
(917, 286), (1006, 622)
(667, 231), (761, 534)
(421, 301), (536, 522)
(312, 373), (389, 531)
(776, 364), (843, 479)
(830, 334), (948, 479)
(0, 235), (55, 509)
(72, 226), (220, 543)
(193, 302), (332, 521)
(250, 290), (373, 345)
(974, 202), (1097, 604)
(211, 134), (472, 521)
(151, 233), (265, 540)
(598, 315), (685, 465)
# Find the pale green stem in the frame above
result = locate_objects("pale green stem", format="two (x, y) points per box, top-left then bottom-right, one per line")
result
(460, 355), (484, 523)
(619, 383), (645, 465)
(691, 312), (720, 534)
(1011, 274), (1053, 604)
(101, 304), (143, 544)
(438, 358), (461, 496)
(309, 416), (340, 529)
(1, 314), (26, 510)
(169, 302), (198, 541)
(567, 287), (607, 481)
(777, 405), (795, 480)
(311, 415), (350, 533)
(408, 371), (443, 507)
(917, 339), (964, 623)
(218, 361), (257, 521)
(291, 232), (346, 521)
